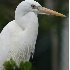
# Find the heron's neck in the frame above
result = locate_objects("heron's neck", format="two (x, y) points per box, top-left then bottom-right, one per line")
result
(15, 11), (38, 32)
(15, 12), (39, 43)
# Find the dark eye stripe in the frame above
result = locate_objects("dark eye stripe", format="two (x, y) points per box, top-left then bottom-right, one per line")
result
(31, 4), (35, 8)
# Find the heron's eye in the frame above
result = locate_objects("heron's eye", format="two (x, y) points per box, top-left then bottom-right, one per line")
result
(31, 4), (35, 8)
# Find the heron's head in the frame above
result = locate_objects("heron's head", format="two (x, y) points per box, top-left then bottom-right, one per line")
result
(16, 0), (66, 17)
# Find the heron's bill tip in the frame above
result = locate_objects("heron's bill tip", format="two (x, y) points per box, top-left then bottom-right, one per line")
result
(38, 7), (66, 17)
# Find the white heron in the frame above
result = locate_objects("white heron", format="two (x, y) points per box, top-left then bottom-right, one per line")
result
(0, 0), (65, 69)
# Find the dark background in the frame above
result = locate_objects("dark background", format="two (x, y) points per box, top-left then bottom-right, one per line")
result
(0, 0), (69, 70)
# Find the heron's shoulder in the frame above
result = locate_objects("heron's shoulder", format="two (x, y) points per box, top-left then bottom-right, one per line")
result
(3, 20), (22, 30)
(1, 20), (15, 32)
(1, 20), (23, 34)
(7, 20), (16, 26)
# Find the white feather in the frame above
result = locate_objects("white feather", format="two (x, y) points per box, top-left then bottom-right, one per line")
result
(25, 0), (34, 1)
(0, 0), (41, 69)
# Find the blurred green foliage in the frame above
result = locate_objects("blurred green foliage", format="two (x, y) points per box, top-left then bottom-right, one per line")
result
(3, 58), (32, 70)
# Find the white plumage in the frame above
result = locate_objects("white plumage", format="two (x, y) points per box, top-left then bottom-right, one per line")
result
(0, 0), (65, 69)
(0, 0), (39, 69)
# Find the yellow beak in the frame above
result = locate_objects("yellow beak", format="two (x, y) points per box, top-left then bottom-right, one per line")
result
(38, 7), (66, 17)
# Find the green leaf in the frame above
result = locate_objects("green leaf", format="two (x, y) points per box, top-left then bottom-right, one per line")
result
(3, 58), (18, 70)
(23, 62), (32, 70)
(3, 58), (32, 70)
(19, 61), (24, 70)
